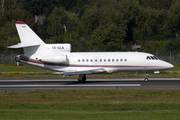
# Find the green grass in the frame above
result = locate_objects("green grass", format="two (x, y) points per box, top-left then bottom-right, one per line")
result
(166, 63), (180, 71)
(0, 89), (180, 120)
(0, 63), (180, 78)
(0, 63), (50, 72)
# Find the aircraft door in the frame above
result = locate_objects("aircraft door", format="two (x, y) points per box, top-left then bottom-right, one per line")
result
(94, 56), (99, 64)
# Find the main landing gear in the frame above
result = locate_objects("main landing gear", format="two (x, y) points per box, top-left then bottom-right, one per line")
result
(78, 74), (86, 82)
(144, 72), (149, 82)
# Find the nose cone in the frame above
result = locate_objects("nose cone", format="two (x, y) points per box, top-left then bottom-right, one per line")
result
(162, 61), (174, 70)
(167, 63), (174, 69)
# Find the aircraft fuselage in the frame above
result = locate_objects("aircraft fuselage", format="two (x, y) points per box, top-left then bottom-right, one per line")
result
(18, 52), (173, 74)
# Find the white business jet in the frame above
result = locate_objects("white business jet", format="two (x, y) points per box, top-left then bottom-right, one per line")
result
(8, 21), (174, 82)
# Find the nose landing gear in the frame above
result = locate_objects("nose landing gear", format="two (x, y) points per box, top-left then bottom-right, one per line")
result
(144, 72), (149, 82)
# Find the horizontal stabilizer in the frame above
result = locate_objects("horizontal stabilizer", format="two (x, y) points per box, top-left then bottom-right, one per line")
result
(8, 43), (41, 48)
(62, 68), (106, 75)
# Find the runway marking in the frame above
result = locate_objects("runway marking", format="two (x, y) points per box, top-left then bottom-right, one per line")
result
(0, 79), (144, 82)
(1, 78), (180, 82)
(0, 84), (141, 88)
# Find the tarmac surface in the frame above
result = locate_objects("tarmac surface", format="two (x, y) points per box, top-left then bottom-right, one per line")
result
(0, 77), (180, 92)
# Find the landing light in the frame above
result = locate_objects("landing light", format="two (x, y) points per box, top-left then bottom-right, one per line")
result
(154, 71), (160, 74)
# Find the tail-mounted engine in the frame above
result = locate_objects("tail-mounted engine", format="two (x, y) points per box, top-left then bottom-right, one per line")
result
(41, 55), (68, 63)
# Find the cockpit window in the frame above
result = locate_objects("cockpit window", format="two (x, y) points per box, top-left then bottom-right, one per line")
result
(153, 56), (158, 60)
(150, 56), (155, 60)
(147, 56), (158, 60)
(147, 56), (151, 60)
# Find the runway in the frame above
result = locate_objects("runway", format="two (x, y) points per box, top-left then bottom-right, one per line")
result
(0, 77), (180, 92)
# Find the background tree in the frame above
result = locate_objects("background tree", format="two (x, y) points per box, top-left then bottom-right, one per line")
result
(47, 7), (68, 43)
(90, 24), (126, 51)
(139, 0), (172, 10)
(120, 0), (146, 47)
(47, 7), (80, 51)
(20, 0), (60, 16)
(1, 0), (180, 53)
(78, 0), (127, 51)
(169, 0), (180, 37)
(0, 0), (34, 52)
(162, 38), (180, 52)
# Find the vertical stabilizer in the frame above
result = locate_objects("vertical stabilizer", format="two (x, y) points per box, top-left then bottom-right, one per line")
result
(8, 21), (46, 56)
(15, 21), (45, 44)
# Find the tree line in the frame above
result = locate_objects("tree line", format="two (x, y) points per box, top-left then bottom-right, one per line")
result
(1, 0), (180, 53)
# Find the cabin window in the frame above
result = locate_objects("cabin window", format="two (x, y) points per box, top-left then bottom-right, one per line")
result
(112, 59), (114, 62)
(100, 59), (102, 62)
(82, 59), (85, 62)
(116, 59), (119, 62)
(124, 59), (127, 62)
(104, 59), (106, 62)
(86, 59), (89, 62)
(120, 59), (123, 62)
(78, 59), (80, 62)
(108, 59), (110, 62)
(90, 59), (93, 62)
(95, 59), (98, 62)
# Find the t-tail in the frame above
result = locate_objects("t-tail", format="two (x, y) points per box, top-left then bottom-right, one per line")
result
(8, 21), (71, 64)
(8, 21), (45, 56)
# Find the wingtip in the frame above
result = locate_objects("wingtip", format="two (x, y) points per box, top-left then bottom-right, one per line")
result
(15, 21), (26, 24)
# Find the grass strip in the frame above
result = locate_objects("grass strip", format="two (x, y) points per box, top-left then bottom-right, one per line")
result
(0, 89), (180, 120)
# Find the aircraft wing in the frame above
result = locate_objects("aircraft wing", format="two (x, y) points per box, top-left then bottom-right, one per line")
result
(62, 68), (106, 75)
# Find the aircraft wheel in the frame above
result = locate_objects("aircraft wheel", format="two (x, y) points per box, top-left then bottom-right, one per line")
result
(144, 78), (149, 82)
(78, 77), (86, 83)
(78, 74), (86, 83)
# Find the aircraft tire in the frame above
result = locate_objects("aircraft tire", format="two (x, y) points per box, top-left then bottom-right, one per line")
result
(78, 77), (86, 83)
(144, 78), (149, 82)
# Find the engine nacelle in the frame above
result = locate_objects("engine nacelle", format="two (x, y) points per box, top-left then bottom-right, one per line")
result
(41, 55), (68, 63)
